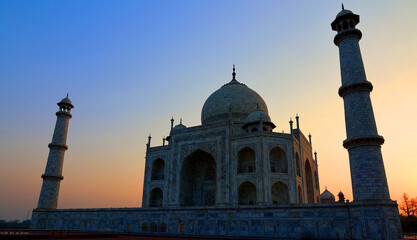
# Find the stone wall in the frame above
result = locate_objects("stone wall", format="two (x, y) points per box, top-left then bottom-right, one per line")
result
(31, 201), (402, 239)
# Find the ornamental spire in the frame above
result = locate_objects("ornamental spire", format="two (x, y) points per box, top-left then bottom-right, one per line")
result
(342, 3), (344, 10)
(232, 64), (236, 80)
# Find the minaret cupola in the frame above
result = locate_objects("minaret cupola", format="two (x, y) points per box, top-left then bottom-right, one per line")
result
(331, 4), (361, 45)
(57, 94), (74, 113)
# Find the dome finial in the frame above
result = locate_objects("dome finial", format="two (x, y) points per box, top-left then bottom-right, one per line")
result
(232, 64), (236, 80)
(180, 118), (182, 124)
(342, 3), (344, 10)
(66, 93), (69, 98)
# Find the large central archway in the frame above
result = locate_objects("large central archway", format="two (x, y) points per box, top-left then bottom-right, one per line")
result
(179, 149), (216, 207)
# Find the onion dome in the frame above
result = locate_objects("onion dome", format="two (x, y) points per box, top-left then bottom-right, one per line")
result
(201, 65), (268, 125)
(320, 188), (335, 203)
(57, 94), (74, 109)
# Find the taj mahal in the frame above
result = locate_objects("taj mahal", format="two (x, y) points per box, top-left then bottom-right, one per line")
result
(31, 7), (403, 239)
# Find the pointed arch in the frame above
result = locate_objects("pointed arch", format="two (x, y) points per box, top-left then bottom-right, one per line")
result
(150, 222), (157, 232)
(238, 181), (257, 205)
(314, 170), (319, 189)
(305, 160), (314, 203)
(298, 185), (303, 203)
(270, 146), (287, 173)
(271, 181), (289, 205)
(343, 21), (348, 30)
(141, 222), (148, 232)
(179, 149), (216, 207)
(237, 147), (256, 174)
(149, 187), (163, 207)
(159, 222), (167, 232)
(295, 152), (301, 177)
(151, 158), (165, 180)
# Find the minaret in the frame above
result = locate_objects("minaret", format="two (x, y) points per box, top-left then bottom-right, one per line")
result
(37, 95), (74, 209)
(332, 7), (390, 201)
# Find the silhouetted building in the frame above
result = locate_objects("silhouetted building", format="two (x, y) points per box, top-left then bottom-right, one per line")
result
(31, 7), (403, 239)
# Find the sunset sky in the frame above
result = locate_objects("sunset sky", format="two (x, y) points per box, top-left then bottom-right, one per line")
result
(1, 1), (417, 221)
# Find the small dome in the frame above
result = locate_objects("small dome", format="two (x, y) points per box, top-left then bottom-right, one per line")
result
(338, 191), (344, 196)
(57, 94), (74, 108)
(246, 109), (271, 123)
(320, 189), (335, 200)
(336, 9), (353, 18)
(172, 123), (186, 131)
(60, 97), (72, 105)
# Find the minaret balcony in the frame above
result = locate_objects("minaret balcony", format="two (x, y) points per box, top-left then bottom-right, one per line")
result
(334, 28), (362, 45)
(338, 81), (373, 97)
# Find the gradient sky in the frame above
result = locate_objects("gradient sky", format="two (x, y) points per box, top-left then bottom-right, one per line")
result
(1, 0), (417, 221)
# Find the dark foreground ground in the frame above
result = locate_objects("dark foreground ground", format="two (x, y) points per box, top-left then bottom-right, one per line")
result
(0, 228), (296, 240)
(1, 228), (417, 240)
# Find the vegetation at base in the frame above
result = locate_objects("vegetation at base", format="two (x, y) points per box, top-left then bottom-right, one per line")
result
(0, 219), (31, 228)
(401, 214), (417, 233)
(400, 193), (417, 233)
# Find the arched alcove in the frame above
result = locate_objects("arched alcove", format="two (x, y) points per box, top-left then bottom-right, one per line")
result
(298, 185), (303, 203)
(149, 187), (163, 207)
(343, 21), (348, 30)
(150, 222), (157, 232)
(238, 181), (257, 205)
(151, 158), (165, 180)
(315, 171), (319, 189)
(295, 153), (301, 177)
(305, 160), (314, 203)
(270, 147), (287, 173)
(237, 147), (256, 174)
(179, 149), (216, 207)
(160, 223), (167, 232)
(271, 181), (289, 205)
(141, 223), (148, 232)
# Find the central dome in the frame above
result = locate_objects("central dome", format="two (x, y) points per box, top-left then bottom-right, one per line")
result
(201, 78), (268, 125)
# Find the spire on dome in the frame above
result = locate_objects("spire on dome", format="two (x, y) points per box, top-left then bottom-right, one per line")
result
(232, 64), (236, 80)
(342, 3), (344, 10)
